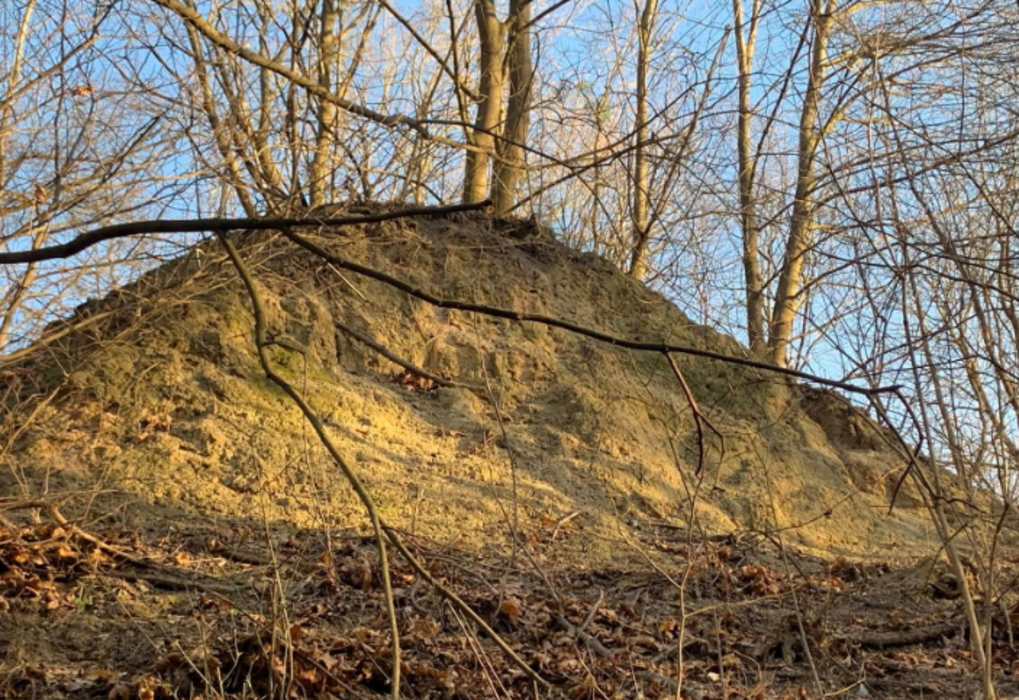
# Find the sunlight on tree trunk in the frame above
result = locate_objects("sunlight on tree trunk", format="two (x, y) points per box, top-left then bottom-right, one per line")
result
(733, 0), (765, 352)
(462, 0), (504, 204)
(310, 0), (341, 208)
(491, 0), (531, 216)
(768, 0), (834, 368)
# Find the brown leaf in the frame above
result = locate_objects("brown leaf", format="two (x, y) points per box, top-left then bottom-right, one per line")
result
(658, 617), (678, 636)
(568, 674), (597, 700)
(89, 548), (111, 565)
(54, 543), (77, 562)
(294, 665), (320, 690)
(498, 597), (523, 625)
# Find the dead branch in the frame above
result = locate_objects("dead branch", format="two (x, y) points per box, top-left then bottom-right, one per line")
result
(383, 526), (550, 688)
(218, 228), (554, 695)
(551, 510), (581, 541)
(0, 201), (491, 266)
(216, 230), (404, 700)
(0, 203), (899, 397)
(555, 614), (612, 657)
(665, 352), (725, 474)
(336, 321), (482, 391)
(150, 0), (432, 138)
(851, 622), (958, 649)
(275, 225), (901, 397)
(101, 568), (243, 594)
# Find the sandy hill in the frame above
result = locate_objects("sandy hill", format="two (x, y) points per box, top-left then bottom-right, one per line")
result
(1, 205), (936, 564)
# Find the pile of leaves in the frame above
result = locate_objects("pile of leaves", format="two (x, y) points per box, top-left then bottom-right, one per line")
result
(0, 519), (112, 612)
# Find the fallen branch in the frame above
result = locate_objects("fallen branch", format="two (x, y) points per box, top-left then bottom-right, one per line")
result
(101, 568), (242, 594)
(41, 505), (245, 594)
(384, 526), (551, 688)
(206, 541), (275, 567)
(577, 589), (604, 633)
(649, 635), (711, 665)
(277, 226), (897, 396)
(555, 614), (612, 657)
(634, 670), (679, 693)
(217, 231), (405, 700)
(851, 622), (958, 649)
(665, 352), (725, 474)
(218, 230), (553, 695)
(551, 511), (581, 541)
(0, 202), (898, 397)
(0, 202), (491, 265)
(46, 504), (147, 567)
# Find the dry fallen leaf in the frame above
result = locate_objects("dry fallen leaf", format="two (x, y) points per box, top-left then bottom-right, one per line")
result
(498, 597), (523, 625)
(54, 544), (77, 562)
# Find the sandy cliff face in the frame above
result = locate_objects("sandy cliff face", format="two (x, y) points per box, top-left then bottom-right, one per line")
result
(0, 207), (934, 562)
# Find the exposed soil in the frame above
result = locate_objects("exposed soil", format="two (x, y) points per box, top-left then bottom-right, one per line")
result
(0, 205), (1013, 698)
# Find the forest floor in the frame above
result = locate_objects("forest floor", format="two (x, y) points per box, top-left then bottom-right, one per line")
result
(2, 507), (1017, 700)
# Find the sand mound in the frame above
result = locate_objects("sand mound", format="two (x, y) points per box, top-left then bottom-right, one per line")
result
(0, 206), (936, 562)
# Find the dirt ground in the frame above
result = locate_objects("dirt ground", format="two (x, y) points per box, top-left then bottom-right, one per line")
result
(2, 514), (1018, 699)
(1, 205), (1014, 698)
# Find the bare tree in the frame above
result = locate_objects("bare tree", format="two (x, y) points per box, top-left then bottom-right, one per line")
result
(0, 1), (182, 355)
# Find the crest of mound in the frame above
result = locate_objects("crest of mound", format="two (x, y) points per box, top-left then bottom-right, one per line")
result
(1, 205), (933, 563)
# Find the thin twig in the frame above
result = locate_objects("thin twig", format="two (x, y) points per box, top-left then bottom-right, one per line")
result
(217, 230), (403, 699)
(383, 526), (550, 687)
(664, 352), (725, 474)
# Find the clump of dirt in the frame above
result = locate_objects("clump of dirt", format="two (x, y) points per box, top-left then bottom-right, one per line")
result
(1, 205), (937, 563)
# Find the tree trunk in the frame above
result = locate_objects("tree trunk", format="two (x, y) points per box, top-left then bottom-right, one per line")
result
(733, 0), (765, 352)
(462, 0), (504, 204)
(767, 0), (833, 368)
(491, 0), (531, 215)
(627, 0), (658, 280)
(309, 0), (341, 208)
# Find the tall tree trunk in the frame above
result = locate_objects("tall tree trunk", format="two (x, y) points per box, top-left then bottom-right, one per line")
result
(767, 0), (834, 368)
(733, 0), (765, 352)
(491, 0), (531, 215)
(254, 1), (287, 208)
(627, 0), (658, 279)
(309, 0), (341, 208)
(462, 0), (504, 204)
